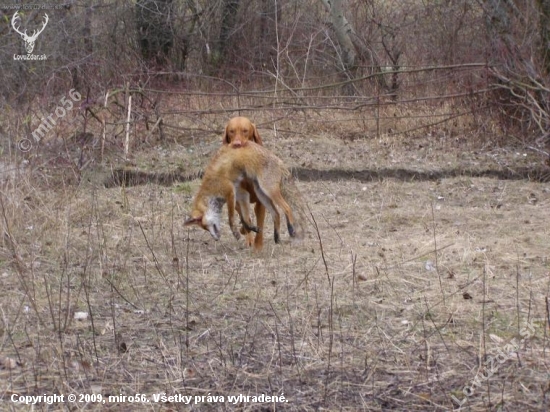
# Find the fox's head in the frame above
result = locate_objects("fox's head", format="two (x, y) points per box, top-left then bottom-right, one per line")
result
(184, 197), (224, 240)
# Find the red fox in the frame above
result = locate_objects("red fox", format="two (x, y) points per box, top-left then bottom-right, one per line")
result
(184, 142), (304, 245)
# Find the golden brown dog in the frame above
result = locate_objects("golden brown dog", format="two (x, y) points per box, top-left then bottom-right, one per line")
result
(223, 116), (263, 148)
(222, 117), (265, 250)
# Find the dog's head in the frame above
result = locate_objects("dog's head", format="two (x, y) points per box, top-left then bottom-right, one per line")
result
(223, 116), (262, 148)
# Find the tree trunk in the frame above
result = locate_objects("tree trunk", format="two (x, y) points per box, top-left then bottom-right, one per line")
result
(258, 0), (279, 65)
(538, 0), (550, 74)
(136, 0), (174, 67)
(319, 0), (388, 94)
(214, 0), (240, 67)
(319, 0), (357, 72)
(483, 0), (550, 145)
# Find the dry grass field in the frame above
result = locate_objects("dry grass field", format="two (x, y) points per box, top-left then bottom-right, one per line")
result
(1, 108), (550, 411)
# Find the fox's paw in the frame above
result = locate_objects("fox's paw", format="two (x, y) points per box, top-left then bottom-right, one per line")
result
(231, 228), (241, 240)
(287, 223), (296, 237)
(241, 219), (260, 234)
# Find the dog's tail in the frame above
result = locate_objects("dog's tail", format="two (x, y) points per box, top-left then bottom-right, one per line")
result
(281, 172), (309, 242)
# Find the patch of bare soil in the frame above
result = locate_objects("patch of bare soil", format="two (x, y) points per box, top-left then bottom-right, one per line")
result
(1, 132), (550, 411)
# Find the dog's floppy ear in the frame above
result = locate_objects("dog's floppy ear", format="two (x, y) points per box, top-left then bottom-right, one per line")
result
(252, 123), (263, 145)
(222, 124), (230, 145)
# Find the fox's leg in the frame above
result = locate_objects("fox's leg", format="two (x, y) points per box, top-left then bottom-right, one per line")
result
(253, 202), (265, 251)
(226, 189), (241, 240)
(272, 192), (297, 237)
(236, 202), (254, 247)
(235, 187), (259, 234)
(272, 206), (281, 244)
(252, 182), (282, 243)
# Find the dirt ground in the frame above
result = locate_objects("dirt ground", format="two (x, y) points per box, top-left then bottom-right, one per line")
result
(1, 126), (550, 411)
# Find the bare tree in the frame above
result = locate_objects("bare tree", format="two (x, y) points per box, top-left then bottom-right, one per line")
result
(319, 0), (370, 94)
(136, 0), (175, 67)
(538, 0), (550, 74)
(215, 0), (241, 67)
(482, 0), (550, 150)
(319, 0), (357, 73)
(319, 0), (409, 96)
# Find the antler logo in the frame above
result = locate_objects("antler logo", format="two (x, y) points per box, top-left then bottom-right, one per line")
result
(11, 12), (49, 54)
